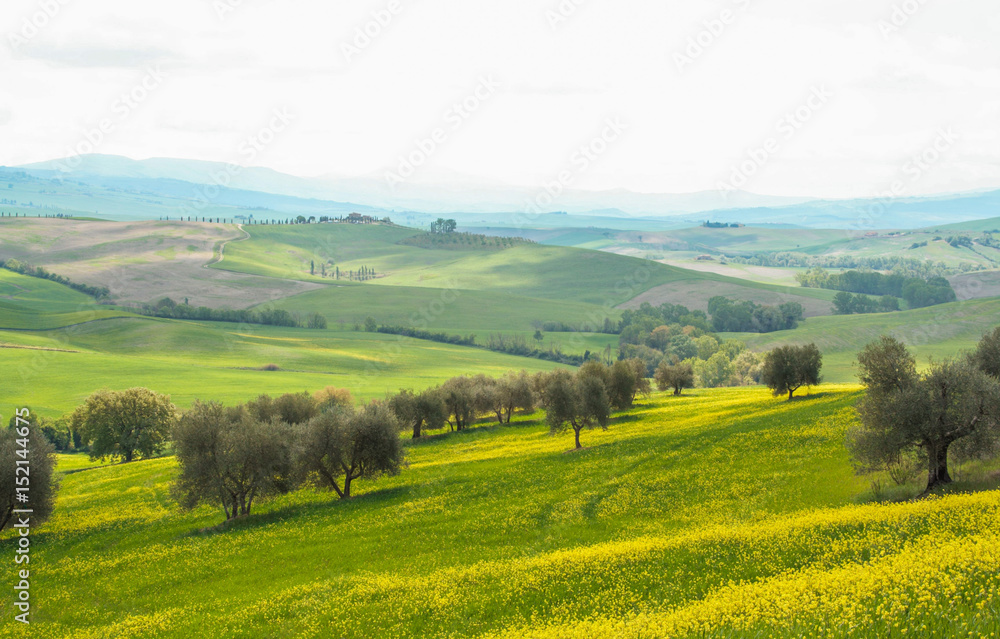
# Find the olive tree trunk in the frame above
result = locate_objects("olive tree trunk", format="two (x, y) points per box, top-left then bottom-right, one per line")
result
(925, 439), (953, 491)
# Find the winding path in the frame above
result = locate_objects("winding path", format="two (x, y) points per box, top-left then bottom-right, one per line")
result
(205, 224), (251, 268)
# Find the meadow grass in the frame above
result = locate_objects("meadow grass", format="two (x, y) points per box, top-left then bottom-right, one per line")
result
(215, 224), (836, 311)
(732, 296), (1000, 382)
(265, 283), (616, 333)
(3, 385), (998, 638)
(0, 269), (134, 329)
(0, 317), (566, 419)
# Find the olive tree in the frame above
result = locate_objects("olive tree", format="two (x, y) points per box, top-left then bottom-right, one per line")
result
(472, 374), (503, 424)
(72, 388), (176, 462)
(389, 388), (447, 438)
(295, 402), (404, 498)
(608, 359), (651, 410)
(541, 369), (610, 450)
(441, 376), (477, 431)
(848, 336), (1000, 492)
(246, 392), (319, 425)
(655, 361), (694, 396)
(313, 386), (354, 411)
(761, 344), (822, 400)
(173, 402), (296, 521)
(0, 413), (57, 532)
(971, 326), (1000, 379)
(497, 370), (536, 423)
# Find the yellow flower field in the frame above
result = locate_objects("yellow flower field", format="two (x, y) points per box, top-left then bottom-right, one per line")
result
(2, 385), (998, 638)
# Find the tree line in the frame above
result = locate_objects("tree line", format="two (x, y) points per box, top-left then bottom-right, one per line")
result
(370, 320), (586, 366)
(131, 297), (327, 329)
(0, 259), (111, 300)
(1, 360), (653, 529)
(706, 297), (804, 333)
(617, 301), (807, 390)
(399, 231), (533, 250)
(653, 342), (822, 400)
(797, 268), (957, 309)
(732, 252), (986, 278)
(832, 292), (900, 315)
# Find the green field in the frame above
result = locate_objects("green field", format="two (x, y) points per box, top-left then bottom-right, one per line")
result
(0, 317), (566, 420)
(732, 296), (1000, 382)
(598, 224), (1000, 270)
(0, 269), (133, 330)
(3, 386), (998, 638)
(214, 224), (838, 314)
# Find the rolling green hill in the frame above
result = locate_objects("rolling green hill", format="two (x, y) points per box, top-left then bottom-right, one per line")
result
(0, 318), (566, 420)
(2, 386), (997, 638)
(0, 269), (133, 329)
(216, 223), (839, 318)
(733, 296), (1000, 382)
(541, 224), (1000, 290)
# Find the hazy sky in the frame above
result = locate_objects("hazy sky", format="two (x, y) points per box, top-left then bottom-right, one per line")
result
(1, 0), (998, 198)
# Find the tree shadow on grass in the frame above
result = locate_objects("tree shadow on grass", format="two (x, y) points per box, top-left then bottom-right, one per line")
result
(405, 416), (545, 447)
(183, 485), (412, 537)
(787, 391), (832, 402)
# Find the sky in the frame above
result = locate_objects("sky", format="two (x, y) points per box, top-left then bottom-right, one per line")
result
(1, 0), (999, 198)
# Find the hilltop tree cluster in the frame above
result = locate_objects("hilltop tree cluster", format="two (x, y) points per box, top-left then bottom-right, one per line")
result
(400, 231), (532, 250)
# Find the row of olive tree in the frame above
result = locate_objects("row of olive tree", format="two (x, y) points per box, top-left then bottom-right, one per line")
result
(387, 360), (650, 447)
(848, 328), (1000, 494)
(388, 371), (538, 438)
(173, 394), (405, 520)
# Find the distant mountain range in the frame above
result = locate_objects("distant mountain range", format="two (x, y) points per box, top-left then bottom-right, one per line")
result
(9, 154), (1000, 230)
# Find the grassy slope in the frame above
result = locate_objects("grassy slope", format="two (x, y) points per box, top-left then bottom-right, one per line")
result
(732, 297), (1000, 382)
(579, 225), (1000, 291)
(926, 215), (1000, 233)
(0, 269), (133, 329)
(643, 225), (1000, 269)
(0, 318), (565, 419)
(212, 223), (425, 283)
(266, 284), (615, 332)
(3, 386), (998, 638)
(214, 224), (836, 313)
